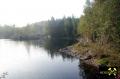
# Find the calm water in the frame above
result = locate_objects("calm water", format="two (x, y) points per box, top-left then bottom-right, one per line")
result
(0, 39), (85, 79)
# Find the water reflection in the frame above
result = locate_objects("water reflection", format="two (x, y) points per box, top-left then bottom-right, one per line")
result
(0, 39), (85, 79)
(24, 42), (31, 56)
(20, 38), (77, 60)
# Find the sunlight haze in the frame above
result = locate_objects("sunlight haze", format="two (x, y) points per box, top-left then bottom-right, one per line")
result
(0, 0), (85, 27)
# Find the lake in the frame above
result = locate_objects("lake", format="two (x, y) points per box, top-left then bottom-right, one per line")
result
(0, 39), (85, 79)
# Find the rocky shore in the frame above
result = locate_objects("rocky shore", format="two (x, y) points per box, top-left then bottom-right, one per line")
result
(59, 46), (99, 68)
(59, 46), (120, 79)
(59, 46), (100, 79)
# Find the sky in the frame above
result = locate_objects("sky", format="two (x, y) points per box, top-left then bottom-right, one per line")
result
(0, 0), (86, 27)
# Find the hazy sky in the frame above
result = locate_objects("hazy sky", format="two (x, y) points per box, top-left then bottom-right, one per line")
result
(0, 0), (85, 27)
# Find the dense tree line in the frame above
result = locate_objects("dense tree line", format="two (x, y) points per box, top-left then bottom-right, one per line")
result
(46, 17), (79, 39)
(0, 17), (79, 40)
(78, 0), (120, 50)
(76, 0), (120, 67)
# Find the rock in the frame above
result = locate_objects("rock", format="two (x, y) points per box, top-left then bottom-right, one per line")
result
(84, 55), (92, 60)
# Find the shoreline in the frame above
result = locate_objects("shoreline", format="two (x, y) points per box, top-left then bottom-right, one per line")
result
(59, 46), (102, 79)
(59, 46), (99, 68)
(59, 45), (120, 79)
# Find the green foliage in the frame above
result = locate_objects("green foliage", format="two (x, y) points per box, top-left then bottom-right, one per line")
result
(0, 16), (79, 40)
(78, 0), (120, 48)
(75, 0), (120, 67)
(99, 58), (109, 65)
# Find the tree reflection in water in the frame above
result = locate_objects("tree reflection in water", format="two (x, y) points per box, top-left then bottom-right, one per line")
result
(22, 38), (77, 60)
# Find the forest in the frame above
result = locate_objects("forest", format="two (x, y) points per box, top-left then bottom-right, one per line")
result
(75, 0), (120, 70)
(0, 17), (79, 40)
(0, 0), (120, 73)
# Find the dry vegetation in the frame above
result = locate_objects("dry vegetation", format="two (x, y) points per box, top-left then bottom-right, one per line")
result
(72, 41), (120, 72)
